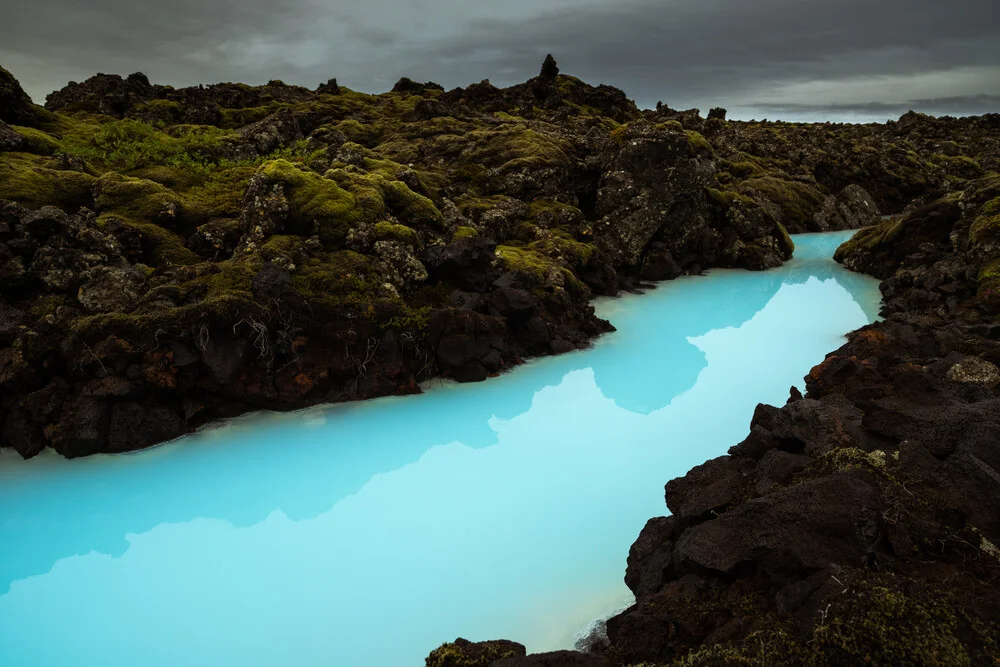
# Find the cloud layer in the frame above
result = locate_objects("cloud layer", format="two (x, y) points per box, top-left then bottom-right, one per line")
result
(2, 0), (998, 120)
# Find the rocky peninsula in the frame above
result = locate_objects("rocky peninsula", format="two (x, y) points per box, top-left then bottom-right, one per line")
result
(2, 55), (999, 664)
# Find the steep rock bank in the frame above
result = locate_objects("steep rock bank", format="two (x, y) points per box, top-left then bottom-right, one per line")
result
(0, 57), (796, 458)
(428, 177), (1000, 665)
(2, 58), (997, 459)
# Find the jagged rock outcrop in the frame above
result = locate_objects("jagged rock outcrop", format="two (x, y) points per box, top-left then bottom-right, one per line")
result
(0, 66), (40, 126)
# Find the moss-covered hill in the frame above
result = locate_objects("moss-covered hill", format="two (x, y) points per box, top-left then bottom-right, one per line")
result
(1, 58), (998, 458)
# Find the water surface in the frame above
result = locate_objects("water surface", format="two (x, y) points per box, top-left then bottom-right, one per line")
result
(0, 232), (880, 667)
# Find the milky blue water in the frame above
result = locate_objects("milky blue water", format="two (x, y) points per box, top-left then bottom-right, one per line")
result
(0, 232), (880, 667)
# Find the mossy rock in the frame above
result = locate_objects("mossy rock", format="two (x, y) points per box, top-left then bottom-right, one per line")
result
(329, 168), (443, 230)
(183, 165), (258, 218)
(426, 639), (525, 667)
(451, 226), (479, 242)
(495, 244), (587, 295)
(373, 221), (418, 247)
(0, 153), (96, 210)
(969, 196), (1000, 247)
(256, 159), (365, 244)
(291, 249), (405, 317)
(9, 126), (61, 155)
(93, 172), (209, 229)
(978, 259), (1000, 311)
(97, 214), (200, 266)
(739, 177), (826, 230)
(686, 130), (714, 157)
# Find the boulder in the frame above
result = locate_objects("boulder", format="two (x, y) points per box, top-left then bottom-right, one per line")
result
(672, 472), (883, 576)
(426, 638), (525, 667)
(492, 651), (607, 667)
(77, 266), (148, 313)
(813, 184), (881, 231)
(0, 66), (39, 125)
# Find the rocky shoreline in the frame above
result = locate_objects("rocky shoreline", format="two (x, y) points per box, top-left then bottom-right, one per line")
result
(0, 55), (921, 459)
(427, 169), (1000, 664)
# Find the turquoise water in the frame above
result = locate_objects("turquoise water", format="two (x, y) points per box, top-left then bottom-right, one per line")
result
(0, 232), (880, 667)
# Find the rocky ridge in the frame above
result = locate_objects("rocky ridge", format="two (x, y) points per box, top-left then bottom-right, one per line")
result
(0, 58), (997, 466)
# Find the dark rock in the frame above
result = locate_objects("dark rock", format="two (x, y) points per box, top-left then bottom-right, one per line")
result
(539, 55), (560, 80)
(21, 205), (69, 238)
(437, 334), (477, 369)
(665, 456), (751, 520)
(0, 120), (27, 151)
(707, 107), (727, 121)
(1, 409), (44, 458)
(673, 472), (882, 576)
(107, 402), (186, 452)
(0, 301), (24, 338)
(0, 66), (39, 125)
(625, 516), (679, 598)
(392, 77), (445, 94)
(252, 262), (293, 301)
(492, 651), (607, 667)
(316, 78), (341, 95)
(425, 236), (498, 292)
(813, 184), (881, 232)
(201, 333), (250, 385)
(452, 361), (488, 383)
(77, 266), (148, 313)
(188, 219), (242, 260)
(487, 287), (537, 320)
(426, 638), (526, 667)
(45, 72), (154, 117)
(50, 397), (110, 458)
(237, 109), (304, 156)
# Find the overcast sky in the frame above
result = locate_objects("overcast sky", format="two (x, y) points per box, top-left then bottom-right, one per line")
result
(2, 0), (998, 122)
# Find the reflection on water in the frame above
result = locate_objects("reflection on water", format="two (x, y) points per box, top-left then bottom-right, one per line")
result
(0, 232), (881, 667)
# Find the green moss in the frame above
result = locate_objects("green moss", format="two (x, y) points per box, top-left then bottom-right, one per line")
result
(374, 221), (418, 246)
(834, 216), (906, 262)
(183, 165), (257, 217)
(685, 130), (714, 156)
(426, 641), (522, 667)
(739, 177), (826, 228)
(457, 125), (570, 173)
(452, 226), (479, 241)
(100, 215), (200, 266)
(526, 231), (595, 270)
(93, 172), (209, 228)
(495, 244), (586, 295)
(528, 199), (583, 226)
(705, 187), (732, 207)
(776, 221), (795, 255)
(290, 250), (406, 320)
(978, 259), (1000, 310)
(257, 159), (362, 243)
(719, 159), (766, 181)
(184, 257), (260, 298)
(9, 125), (62, 155)
(327, 168), (442, 230)
(969, 197), (1000, 246)
(0, 153), (96, 209)
(129, 164), (202, 190)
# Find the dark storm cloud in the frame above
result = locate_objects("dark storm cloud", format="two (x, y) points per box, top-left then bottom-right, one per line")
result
(2, 0), (998, 117)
